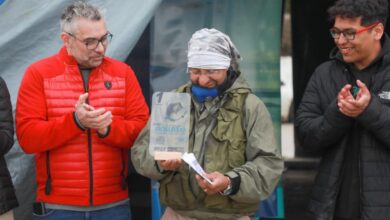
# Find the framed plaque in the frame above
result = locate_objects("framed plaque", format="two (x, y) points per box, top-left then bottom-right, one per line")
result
(149, 92), (191, 160)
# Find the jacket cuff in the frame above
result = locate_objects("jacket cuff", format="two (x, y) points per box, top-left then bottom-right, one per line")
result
(73, 112), (87, 131)
(324, 99), (353, 127)
(356, 94), (377, 123)
(155, 161), (167, 174)
(97, 126), (111, 138)
(225, 171), (241, 195)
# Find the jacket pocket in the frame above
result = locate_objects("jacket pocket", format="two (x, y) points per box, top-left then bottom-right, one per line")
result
(227, 138), (246, 168)
(159, 172), (193, 210)
(212, 109), (246, 168)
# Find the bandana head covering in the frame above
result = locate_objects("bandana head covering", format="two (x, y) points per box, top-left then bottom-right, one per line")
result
(187, 28), (241, 71)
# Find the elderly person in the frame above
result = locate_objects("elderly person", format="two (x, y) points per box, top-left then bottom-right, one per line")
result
(131, 28), (283, 220)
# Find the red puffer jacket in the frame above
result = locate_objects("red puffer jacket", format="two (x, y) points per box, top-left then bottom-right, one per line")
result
(16, 47), (149, 206)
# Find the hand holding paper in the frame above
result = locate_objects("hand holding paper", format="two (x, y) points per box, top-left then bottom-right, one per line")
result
(182, 152), (213, 184)
(196, 172), (230, 196)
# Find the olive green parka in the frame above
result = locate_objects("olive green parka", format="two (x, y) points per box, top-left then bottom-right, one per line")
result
(131, 74), (283, 219)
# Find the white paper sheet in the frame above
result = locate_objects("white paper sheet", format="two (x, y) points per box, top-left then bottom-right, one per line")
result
(182, 152), (213, 184)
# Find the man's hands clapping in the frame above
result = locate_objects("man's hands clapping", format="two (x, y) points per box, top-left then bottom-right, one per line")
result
(338, 80), (371, 117)
(75, 93), (112, 135)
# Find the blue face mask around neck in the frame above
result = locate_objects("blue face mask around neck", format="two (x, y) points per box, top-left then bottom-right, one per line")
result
(191, 85), (219, 103)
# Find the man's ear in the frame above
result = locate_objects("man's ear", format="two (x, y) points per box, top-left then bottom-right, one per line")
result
(61, 32), (70, 47)
(374, 23), (385, 40)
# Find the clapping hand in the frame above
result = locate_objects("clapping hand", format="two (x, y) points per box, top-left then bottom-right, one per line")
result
(75, 93), (112, 135)
(338, 80), (371, 117)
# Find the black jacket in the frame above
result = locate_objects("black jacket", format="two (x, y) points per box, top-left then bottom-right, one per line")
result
(0, 77), (18, 214)
(296, 35), (390, 220)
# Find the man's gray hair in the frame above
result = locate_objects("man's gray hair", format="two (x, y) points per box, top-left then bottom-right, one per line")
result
(60, 1), (104, 33)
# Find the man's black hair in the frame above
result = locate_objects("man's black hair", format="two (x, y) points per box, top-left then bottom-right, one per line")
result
(328, 0), (388, 26)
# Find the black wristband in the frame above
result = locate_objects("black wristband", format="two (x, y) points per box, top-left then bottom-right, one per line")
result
(229, 172), (241, 195)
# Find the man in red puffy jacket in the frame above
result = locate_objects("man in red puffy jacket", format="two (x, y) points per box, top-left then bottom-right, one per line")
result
(15, 1), (149, 219)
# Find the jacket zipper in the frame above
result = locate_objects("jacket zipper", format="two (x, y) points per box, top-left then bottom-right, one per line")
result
(346, 65), (363, 220)
(81, 70), (94, 205)
(87, 129), (93, 205)
(358, 129), (362, 220)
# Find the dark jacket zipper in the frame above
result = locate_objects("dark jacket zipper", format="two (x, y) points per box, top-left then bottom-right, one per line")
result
(87, 129), (93, 205)
(344, 65), (364, 220)
(81, 70), (94, 205)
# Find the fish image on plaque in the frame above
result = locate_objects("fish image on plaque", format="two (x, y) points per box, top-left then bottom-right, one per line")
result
(165, 102), (187, 122)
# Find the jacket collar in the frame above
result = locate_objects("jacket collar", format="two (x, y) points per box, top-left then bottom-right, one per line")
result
(225, 74), (252, 93)
(58, 46), (107, 69)
(58, 47), (79, 66)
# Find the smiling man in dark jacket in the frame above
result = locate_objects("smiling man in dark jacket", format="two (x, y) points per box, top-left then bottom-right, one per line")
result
(295, 0), (390, 219)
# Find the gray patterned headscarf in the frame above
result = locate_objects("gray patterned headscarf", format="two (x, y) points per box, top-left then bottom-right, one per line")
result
(187, 28), (241, 71)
